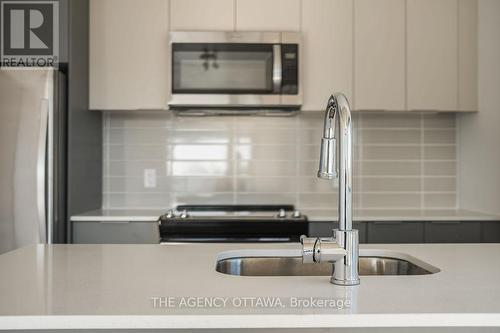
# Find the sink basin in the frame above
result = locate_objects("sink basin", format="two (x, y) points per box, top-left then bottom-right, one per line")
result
(216, 255), (438, 276)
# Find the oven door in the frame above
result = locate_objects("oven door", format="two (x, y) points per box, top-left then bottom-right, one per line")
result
(169, 32), (299, 108)
(159, 220), (308, 243)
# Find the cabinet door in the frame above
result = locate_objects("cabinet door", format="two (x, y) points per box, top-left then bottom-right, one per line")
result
(407, 0), (458, 111)
(308, 221), (367, 243)
(367, 221), (424, 243)
(235, 0), (300, 31)
(89, 0), (169, 110)
(481, 222), (500, 243)
(170, 0), (234, 31)
(458, 0), (478, 111)
(301, 0), (353, 110)
(354, 222), (367, 244)
(308, 222), (334, 237)
(425, 221), (480, 243)
(354, 0), (405, 111)
(73, 221), (159, 244)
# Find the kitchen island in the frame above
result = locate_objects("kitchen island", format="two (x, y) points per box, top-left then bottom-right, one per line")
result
(0, 243), (500, 331)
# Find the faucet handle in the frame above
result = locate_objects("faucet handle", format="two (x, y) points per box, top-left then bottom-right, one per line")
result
(301, 236), (347, 264)
(301, 236), (317, 263)
(317, 238), (347, 263)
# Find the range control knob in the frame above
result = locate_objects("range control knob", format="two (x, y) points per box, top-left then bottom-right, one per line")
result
(161, 209), (175, 220)
(277, 209), (287, 218)
(179, 210), (189, 219)
(292, 210), (302, 218)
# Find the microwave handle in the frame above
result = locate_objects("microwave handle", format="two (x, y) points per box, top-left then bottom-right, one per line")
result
(272, 44), (282, 93)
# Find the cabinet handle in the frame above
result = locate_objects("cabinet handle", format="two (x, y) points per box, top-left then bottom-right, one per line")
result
(430, 221), (461, 225)
(373, 221), (403, 225)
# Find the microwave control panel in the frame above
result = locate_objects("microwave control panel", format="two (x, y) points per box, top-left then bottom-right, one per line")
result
(281, 44), (298, 95)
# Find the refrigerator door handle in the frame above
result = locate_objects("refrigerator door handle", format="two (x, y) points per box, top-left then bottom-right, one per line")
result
(37, 99), (49, 244)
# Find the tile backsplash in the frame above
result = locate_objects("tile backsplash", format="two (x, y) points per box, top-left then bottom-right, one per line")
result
(103, 111), (457, 214)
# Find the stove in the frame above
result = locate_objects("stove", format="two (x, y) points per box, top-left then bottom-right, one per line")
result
(159, 205), (308, 243)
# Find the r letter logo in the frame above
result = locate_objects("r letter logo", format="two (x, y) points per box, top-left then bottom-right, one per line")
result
(1, 1), (58, 67)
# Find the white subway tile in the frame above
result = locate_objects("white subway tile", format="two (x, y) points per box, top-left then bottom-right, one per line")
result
(360, 129), (421, 144)
(424, 161), (456, 176)
(235, 193), (297, 205)
(360, 161), (421, 176)
(236, 177), (297, 193)
(423, 113), (456, 128)
(424, 129), (456, 144)
(235, 144), (297, 161)
(424, 193), (456, 208)
(423, 177), (456, 192)
(237, 160), (297, 177)
(103, 112), (457, 210)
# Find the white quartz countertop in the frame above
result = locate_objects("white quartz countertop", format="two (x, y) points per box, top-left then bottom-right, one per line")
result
(1, 243), (500, 330)
(70, 208), (500, 222)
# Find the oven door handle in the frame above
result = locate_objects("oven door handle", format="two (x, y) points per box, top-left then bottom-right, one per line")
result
(272, 44), (282, 93)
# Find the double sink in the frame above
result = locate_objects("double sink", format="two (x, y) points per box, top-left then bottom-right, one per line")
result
(216, 250), (440, 277)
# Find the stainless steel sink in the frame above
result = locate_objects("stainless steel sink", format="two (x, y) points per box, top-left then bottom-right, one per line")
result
(216, 256), (436, 276)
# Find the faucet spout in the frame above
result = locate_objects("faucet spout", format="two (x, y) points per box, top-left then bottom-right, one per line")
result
(301, 93), (359, 286)
(322, 95), (338, 139)
(317, 96), (339, 179)
(318, 94), (353, 231)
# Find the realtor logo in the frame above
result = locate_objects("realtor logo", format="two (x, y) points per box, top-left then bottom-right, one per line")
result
(1, 1), (58, 67)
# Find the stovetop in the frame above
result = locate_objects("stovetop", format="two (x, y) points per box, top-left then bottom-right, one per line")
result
(158, 204), (309, 243)
(160, 204), (307, 222)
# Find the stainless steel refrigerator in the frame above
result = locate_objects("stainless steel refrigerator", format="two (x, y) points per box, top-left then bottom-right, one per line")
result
(0, 68), (66, 254)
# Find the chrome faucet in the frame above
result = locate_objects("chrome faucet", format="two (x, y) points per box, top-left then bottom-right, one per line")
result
(301, 93), (360, 286)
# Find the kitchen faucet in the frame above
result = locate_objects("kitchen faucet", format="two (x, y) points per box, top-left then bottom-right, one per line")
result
(300, 93), (360, 286)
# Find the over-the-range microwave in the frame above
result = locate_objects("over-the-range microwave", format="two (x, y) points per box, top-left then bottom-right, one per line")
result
(168, 31), (301, 115)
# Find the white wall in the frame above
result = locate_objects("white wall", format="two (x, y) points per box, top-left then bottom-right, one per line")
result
(458, 0), (500, 215)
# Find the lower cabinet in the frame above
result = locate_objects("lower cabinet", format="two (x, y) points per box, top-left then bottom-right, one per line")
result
(308, 222), (367, 243)
(308, 222), (332, 238)
(481, 222), (500, 243)
(72, 221), (159, 244)
(309, 220), (485, 244)
(424, 221), (481, 243)
(367, 221), (424, 243)
(74, 219), (495, 244)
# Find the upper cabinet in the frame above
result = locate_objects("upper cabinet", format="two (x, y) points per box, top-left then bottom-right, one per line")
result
(89, 0), (478, 112)
(458, 0), (478, 111)
(407, 0), (458, 111)
(354, 0), (405, 111)
(354, 0), (477, 112)
(89, 0), (169, 110)
(170, 0), (234, 31)
(301, 0), (353, 110)
(235, 0), (300, 31)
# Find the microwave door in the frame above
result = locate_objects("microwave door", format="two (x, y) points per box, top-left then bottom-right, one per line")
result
(170, 43), (281, 107)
